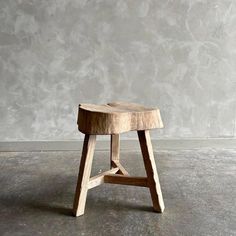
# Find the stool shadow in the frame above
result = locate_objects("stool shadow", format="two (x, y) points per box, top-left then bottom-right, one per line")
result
(0, 174), (75, 217)
(86, 196), (154, 213)
(27, 202), (73, 216)
(0, 195), (72, 216)
(28, 196), (154, 216)
(0, 172), (155, 217)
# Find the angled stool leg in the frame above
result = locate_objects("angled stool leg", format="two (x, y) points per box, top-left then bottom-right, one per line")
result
(73, 134), (96, 217)
(110, 134), (120, 168)
(137, 130), (165, 213)
(110, 134), (129, 175)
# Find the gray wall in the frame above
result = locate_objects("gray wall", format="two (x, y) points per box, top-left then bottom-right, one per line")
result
(0, 0), (235, 141)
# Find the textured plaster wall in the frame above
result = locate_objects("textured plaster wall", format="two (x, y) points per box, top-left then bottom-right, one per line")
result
(0, 0), (236, 141)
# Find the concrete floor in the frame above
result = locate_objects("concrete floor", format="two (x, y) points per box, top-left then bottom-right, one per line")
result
(0, 149), (235, 236)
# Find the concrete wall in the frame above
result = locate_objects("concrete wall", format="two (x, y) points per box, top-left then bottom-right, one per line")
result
(0, 0), (235, 141)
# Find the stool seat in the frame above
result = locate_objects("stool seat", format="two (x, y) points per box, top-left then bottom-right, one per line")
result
(78, 101), (163, 134)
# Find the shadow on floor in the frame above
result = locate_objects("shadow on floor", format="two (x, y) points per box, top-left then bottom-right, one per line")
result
(0, 174), (155, 218)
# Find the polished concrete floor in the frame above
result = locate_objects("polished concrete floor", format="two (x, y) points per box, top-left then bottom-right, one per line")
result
(0, 148), (235, 236)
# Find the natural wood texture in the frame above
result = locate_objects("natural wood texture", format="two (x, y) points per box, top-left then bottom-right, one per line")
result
(110, 134), (120, 169)
(112, 160), (129, 176)
(104, 174), (148, 187)
(110, 134), (129, 175)
(73, 102), (165, 217)
(73, 134), (96, 217)
(78, 101), (163, 134)
(88, 168), (119, 189)
(138, 130), (165, 213)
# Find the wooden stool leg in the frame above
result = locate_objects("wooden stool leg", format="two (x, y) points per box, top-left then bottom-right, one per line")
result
(137, 130), (165, 213)
(110, 134), (129, 175)
(73, 134), (96, 217)
(110, 134), (120, 168)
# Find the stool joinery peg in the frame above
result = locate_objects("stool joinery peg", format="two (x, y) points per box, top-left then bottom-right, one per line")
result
(73, 102), (165, 217)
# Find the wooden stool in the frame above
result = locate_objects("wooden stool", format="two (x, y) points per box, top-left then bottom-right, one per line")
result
(73, 102), (165, 217)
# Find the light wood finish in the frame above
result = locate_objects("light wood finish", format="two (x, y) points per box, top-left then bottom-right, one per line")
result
(88, 168), (119, 189)
(110, 134), (129, 175)
(104, 174), (148, 187)
(112, 160), (129, 176)
(138, 130), (165, 213)
(73, 102), (165, 217)
(78, 101), (163, 134)
(110, 134), (120, 169)
(73, 134), (96, 217)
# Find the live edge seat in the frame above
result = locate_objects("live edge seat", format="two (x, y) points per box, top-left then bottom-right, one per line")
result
(73, 102), (165, 217)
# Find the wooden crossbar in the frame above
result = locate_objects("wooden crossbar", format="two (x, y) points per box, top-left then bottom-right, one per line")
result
(88, 168), (119, 189)
(104, 174), (148, 187)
